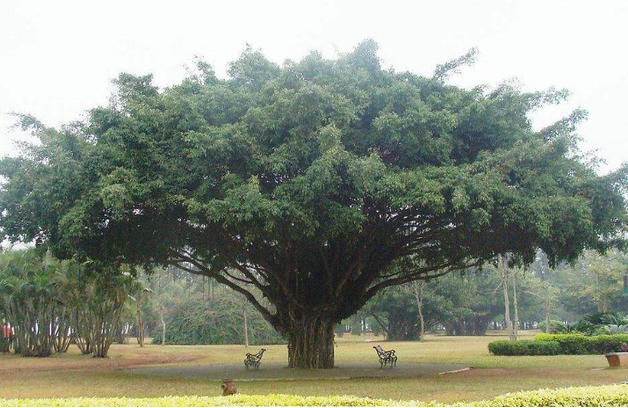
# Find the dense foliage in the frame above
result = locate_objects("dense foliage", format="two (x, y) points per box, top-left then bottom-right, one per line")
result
(153, 291), (284, 345)
(424, 269), (507, 335)
(1, 40), (626, 367)
(0, 250), (136, 357)
(538, 312), (628, 335)
(0, 250), (69, 356)
(552, 250), (628, 315)
(489, 333), (628, 355)
(534, 333), (628, 354)
(477, 385), (628, 407)
(2, 385), (628, 407)
(362, 250), (628, 340)
(365, 269), (505, 339)
(364, 284), (437, 340)
(488, 339), (560, 356)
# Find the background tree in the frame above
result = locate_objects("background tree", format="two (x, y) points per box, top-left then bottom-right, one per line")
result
(1, 41), (626, 368)
(366, 283), (440, 341)
(153, 282), (285, 346)
(143, 267), (185, 346)
(560, 250), (627, 314)
(405, 280), (427, 342)
(427, 269), (503, 336)
(366, 286), (421, 341)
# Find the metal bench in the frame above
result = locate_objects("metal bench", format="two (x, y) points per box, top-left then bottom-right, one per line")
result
(373, 344), (397, 368)
(244, 348), (266, 370)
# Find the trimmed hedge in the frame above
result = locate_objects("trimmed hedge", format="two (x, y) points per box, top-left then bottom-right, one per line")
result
(2, 385), (628, 407)
(534, 333), (628, 354)
(488, 339), (560, 356)
(489, 334), (628, 356)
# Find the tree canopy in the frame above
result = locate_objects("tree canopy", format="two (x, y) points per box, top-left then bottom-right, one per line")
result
(1, 40), (626, 367)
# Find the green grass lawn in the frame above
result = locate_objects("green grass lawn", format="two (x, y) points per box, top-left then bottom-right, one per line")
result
(0, 331), (626, 404)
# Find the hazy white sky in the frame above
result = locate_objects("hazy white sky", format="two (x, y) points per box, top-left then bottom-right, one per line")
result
(0, 0), (626, 173)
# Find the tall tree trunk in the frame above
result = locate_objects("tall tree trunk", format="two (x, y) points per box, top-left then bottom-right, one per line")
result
(409, 281), (426, 342)
(159, 308), (166, 346)
(417, 283), (425, 342)
(287, 316), (335, 369)
(545, 297), (552, 333)
(512, 270), (519, 340)
(136, 292), (144, 348)
(499, 255), (515, 341)
(243, 304), (249, 348)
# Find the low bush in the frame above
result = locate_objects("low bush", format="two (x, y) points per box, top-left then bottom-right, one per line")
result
(535, 333), (628, 354)
(2, 385), (628, 407)
(473, 384), (628, 407)
(537, 319), (567, 334)
(488, 339), (560, 356)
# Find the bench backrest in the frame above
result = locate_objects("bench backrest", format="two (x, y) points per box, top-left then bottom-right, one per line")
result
(374, 345), (386, 356)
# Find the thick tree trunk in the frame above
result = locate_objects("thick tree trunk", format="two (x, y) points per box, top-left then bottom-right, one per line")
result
(287, 317), (335, 369)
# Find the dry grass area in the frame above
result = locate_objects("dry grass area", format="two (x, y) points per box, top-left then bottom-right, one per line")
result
(0, 331), (626, 404)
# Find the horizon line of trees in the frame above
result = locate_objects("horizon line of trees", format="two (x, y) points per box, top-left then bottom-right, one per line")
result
(344, 249), (628, 341)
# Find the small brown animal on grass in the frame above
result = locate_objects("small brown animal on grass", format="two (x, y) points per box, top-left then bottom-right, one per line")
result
(221, 378), (237, 396)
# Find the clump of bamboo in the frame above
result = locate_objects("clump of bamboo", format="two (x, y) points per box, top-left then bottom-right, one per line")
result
(0, 250), (135, 358)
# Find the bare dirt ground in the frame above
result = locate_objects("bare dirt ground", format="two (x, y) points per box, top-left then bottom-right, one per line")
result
(0, 348), (201, 374)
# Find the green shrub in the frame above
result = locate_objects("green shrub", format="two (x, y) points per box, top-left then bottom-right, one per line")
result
(472, 384), (628, 407)
(537, 319), (565, 333)
(2, 385), (628, 407)
(488, 340), (560, 356)
(0, 394), (426, 407)
(534, 333), (590, 354)
(535, 333), (628, 354)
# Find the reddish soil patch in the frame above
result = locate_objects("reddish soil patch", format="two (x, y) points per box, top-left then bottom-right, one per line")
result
(454, 368), (510, 377)
(0, 352), (202, 375)
(452, 367), (596, 379)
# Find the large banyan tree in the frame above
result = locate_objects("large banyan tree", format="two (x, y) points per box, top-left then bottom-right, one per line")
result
(0, 41), (626, 368)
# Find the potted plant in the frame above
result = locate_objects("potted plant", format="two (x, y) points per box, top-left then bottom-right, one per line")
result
(605, 344), (628, 368)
